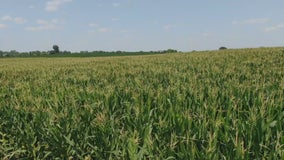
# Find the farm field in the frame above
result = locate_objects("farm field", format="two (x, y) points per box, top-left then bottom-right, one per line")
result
(0, 48), (283, 159)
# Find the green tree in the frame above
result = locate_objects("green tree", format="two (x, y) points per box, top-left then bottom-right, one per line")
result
(163, 49), (178, 53)
(219, 46), (227, 50)
(53, 45), (60, 54)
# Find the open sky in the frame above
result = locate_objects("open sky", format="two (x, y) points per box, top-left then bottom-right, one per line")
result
(0, 0), (284, 52)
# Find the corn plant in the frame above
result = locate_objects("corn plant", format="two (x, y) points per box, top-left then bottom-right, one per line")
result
(0, 48), (283, 159)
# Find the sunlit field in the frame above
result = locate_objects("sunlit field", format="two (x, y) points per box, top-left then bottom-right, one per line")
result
(0, 48), (283, 159)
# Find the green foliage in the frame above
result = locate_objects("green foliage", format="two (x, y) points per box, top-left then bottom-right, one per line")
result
(0, 48), (283, 159)
(0, 49), (177, 58)
(52, 45), (60, 54)
(219, 46), (227, 50)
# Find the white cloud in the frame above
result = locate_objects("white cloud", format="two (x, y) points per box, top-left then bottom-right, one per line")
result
(112, 3), (120, 7)
(88, 27), (111, 34)
(163, 24), (176, 30)
(202, 32), (212, 37)
(14, 17), (27, 24)
(29, 5), (35, 9)
(37, 19), (51, 25)
(112, 18), (120, 21)
(2, 16), (13, 21)
(2, 16), (26, 24)
(0, 24), (7, 29)
(120, 29), (129, 33)
(89, 23), (98, 27)
(46, 0), (72, 12)
(25, 19), (59, 31)
(232, 18), (269, 25)
(265, 24), (284, 32)
(98, 28), (110, 33)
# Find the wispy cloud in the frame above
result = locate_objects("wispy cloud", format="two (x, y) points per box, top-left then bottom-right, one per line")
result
(265, 24), (284, 32)
(0, 23), (7, 29)
(202, 32), (212, 37)
(45, 0), (72, 12)
(98, 28), (110, 33)
(29, 5), (35, 9)
(232, 18), (269, 25)
(25, 19), (59, 31)
(163, 24), (176, 30)
(89, 27), (111, 34)
(14, 17), (27, 24)
(89, 23), (98, 27)
(2, 16), (13, 21)
(120, 29), (129, 33)
(2, 16), (27, 24)
(112, 18), (120, 21)
(112, 3), (120, 7)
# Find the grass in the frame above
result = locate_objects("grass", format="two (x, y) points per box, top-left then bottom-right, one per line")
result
(0, 48), (283, 159)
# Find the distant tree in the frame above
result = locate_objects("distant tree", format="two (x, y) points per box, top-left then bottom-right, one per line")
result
(53, 45), (60, 54)
(9, 50), (19, 56)
(219, 46), (227, 50)
(62, 50), (71, 54)
(162, 49), (178, 53)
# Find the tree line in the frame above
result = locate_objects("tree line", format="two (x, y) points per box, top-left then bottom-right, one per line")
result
(0, 45), (178, 57)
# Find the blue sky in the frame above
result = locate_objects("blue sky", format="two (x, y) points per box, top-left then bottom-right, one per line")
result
(0, 0), (284, 52)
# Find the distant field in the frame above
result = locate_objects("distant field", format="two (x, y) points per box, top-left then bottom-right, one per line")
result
(0, 48), (283, 159)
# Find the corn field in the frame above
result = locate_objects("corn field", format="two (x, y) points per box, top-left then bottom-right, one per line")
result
(0, 48), (283, 159)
